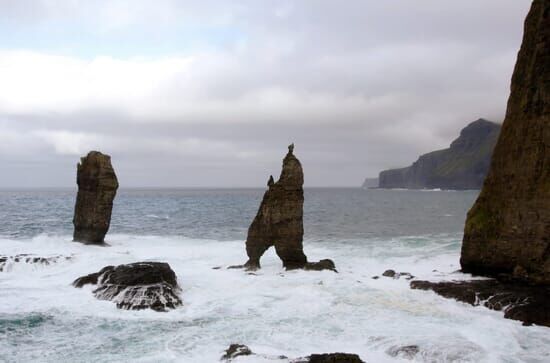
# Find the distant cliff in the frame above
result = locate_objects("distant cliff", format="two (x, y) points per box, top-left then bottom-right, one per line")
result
(378, 119), (500, 190)
(361, 177), (379, 189)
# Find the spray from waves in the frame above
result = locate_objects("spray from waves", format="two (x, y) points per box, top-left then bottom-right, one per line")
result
(1, 234), (549, 362)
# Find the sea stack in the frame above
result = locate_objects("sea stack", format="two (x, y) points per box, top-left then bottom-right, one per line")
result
(461, 0), (549, 284)
(244, 144), (308, 270)
(242, 144), (336, 271)
(73, 151), (119, 244)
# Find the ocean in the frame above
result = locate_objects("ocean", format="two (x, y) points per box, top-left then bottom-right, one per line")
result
(0, 188), (548, 362)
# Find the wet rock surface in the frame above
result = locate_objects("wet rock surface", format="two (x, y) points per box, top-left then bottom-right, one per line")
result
(381, 270), (415, 280)
(411, 279), (550, 327)
(73, 151), (119, 244)
(304, 259), (337, 272)
(243, 145), (335, 272)
(221, 344), (364, 362)
(460, 0), (550, 284)
(73, 262), (182, 312)
(221, 344), (253, 360)
(295, 353), (365, 363)
(0, 254), (72, 272)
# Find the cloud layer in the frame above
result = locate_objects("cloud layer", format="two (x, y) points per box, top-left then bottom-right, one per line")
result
(0, 0), (531, 187)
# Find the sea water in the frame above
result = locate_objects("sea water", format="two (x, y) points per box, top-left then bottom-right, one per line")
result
(0, 188), (548, 362)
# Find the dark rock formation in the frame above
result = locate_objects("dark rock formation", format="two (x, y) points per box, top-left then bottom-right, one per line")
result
(296, 353), (365, 363)
(460, 0), (550, 284)
(220, 344), (364, 362)
(73, 262), (182, 312)
(411, 279), (550, 327)
(304, 259), (337, 272)
(73, 151), (119, 244)
(381, 269), (414, 280)
(243, 145), (335, 271)
(221, 344), (253, 361)
(0, 254), (72, 272)
(378, 119), (500, 190)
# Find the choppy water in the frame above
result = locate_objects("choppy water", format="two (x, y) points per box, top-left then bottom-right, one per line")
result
(0, 188), (548, 363)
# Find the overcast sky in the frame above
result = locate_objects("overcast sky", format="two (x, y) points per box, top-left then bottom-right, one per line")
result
(0, 0), (531, 187)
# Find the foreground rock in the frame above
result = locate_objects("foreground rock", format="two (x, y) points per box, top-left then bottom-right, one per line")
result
(378, 119), (500, 190)
(73, 151), (119, 244)
(411, 279), (550, 327)
(73, 262), (182, 311)
(0, 254), (72, 272)
(242, 144), (335, 271)
(380, 269), (414, 280)
(295, 353), (364, 363)
(221, 344), (364, 362)
(460, 0), (550, 284)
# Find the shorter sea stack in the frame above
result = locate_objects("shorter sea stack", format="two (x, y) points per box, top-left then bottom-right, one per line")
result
(73, 151), (118, 244)
(378, 119), (500, 190)
(73, 262), (182, 311)
(242, 144), (335, 271)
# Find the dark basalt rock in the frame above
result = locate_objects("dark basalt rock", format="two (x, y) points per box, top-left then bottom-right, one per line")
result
(73, 151), (119, 244)
(304, 259), (337, 272)
(460, 0), (550, 284)
(381, 270), (414, 280)
(378, 119), (500, 190)
(221, 344), (253, 361)
(411, 279), (550, 327)
(73, 262), (182, 312)
(220, 345), (364, 362)
(242, 144), (335, 272)
(0, 254), (72, 272)
(295, 353), (365, 363)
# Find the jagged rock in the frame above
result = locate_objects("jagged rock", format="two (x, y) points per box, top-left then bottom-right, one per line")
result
(304, 259), (337, 272)
(243, 145), (335, 271)
(73, 262), (182, 312)
(221, 344), (253, 361)
(294, 353), (365, 363)
(0, 254), (72, 272)
(381, 270), (414, 280)
(460, 0), (550, 284)
(73, 151), (119, 244)
(378, 119), (500, 190)
(220, 345), (364, 362)
(411, 279), (550, 327)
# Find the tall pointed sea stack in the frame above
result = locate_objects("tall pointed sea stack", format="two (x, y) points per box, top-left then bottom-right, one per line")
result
(73, 151), (119, 244)
(244, 144), (308, 270)
(461, 0), (550, 284)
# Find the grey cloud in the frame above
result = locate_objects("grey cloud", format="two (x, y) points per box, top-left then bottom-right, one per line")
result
(0, 0), (532, 187)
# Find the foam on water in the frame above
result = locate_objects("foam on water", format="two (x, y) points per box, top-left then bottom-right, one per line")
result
(1, 234), (549, 363)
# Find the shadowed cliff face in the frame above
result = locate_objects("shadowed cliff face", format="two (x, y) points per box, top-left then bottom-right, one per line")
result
(378, 119), (500, 190)
(244, 144), (308, 270)
(73, 151), (119, 244)
(461, 0), (550, 284)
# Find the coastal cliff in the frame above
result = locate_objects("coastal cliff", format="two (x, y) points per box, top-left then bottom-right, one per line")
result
(461, 0), (550, 284)
(378, 119), (500, 190)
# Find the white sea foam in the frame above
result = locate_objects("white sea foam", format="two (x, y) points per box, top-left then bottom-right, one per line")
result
(0, 234), (549, 362)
